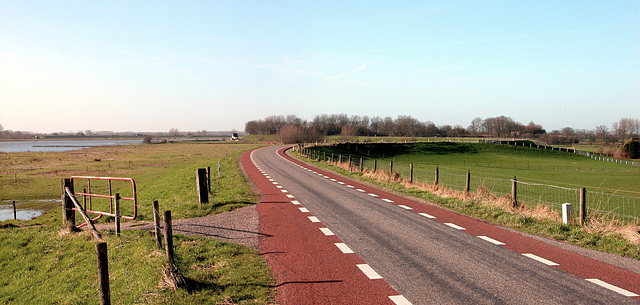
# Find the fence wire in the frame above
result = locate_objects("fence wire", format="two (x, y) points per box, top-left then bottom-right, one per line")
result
(587, 191), (640, 221)
(515, 182), (579, 211)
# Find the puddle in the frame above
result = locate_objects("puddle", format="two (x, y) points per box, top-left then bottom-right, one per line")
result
(0, 199), (57, 221)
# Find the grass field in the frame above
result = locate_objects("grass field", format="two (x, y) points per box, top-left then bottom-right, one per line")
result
(1, 141), (262, 223)
(314, 142), (639, 195)
(0, 141), (274, 304)
(309, 142), (640, 222)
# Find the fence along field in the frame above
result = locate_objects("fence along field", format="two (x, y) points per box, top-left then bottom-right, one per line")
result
(305, 142), (640, 223)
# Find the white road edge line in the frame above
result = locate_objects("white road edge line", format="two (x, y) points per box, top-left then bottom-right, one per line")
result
(335, 243), (354, 254)
(522, 253), (559, 266)
(477, 236), (505, 245)
(357, 264), (383, 280)
(286, 194), (295, 198)
(585, 279), (639, 297)
(308, 216), (320, 223)
(320, 228), (334, 236)
(356, 189), (366, 192)
(291, 200), (300, 205)
(299, 208), (309, 213)
(418, 213), (436, 219)
(368, 193), (379, 197)
(280, 189), (288, 193)
(382, 199), (394, 203)
(389, 295), (413, 305)
(398, 205), (413, 210)
(444, 223), (465, 230)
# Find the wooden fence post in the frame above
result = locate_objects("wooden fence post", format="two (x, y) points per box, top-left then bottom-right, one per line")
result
(579, 187), (586, 226)
(164, 210), (174, 262)
(390, 160), (394, 173)
(465, 171), (471, 193)
(434, 167), (439, 186)
(153, 201), (162, 249)
(196, 168), (209, 205)
(12, 201), (16, 220)
(96, 242), (111, 305)
(374, 159), (378, 172)
(360, 157), (364, 171)
(511, 176), (518, 207)
(114, 193), (120, 237)
(409, 163), (414, 183)
(62, 178), (76, 230)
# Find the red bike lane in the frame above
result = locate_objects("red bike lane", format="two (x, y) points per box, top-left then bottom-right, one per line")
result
(242, 148), (406, 305)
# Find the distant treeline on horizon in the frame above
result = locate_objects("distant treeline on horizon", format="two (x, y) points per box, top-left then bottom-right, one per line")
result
(245, 114), (639, 145)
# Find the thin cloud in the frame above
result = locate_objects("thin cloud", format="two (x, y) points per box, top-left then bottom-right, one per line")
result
(370, 28), (598, 52)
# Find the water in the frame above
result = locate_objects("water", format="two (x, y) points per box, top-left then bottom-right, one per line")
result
(0, 199), (57, 221)
(0, 139), (143, 153)
(0, 206), (44, 221)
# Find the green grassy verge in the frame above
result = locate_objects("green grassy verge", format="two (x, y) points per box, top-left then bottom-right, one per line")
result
(0, 142), (275, 304)
(293, 145), (640, 260)
(0, 227), (273, 304)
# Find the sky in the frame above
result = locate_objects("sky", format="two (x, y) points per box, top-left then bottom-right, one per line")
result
(1, 1), (638, 133)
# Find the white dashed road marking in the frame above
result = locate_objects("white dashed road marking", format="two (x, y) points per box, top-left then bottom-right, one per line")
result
(356, 189), (366, 192)
(286, 194), (295, 198)
(308, 216), (320, 223)
(398, 205), (413, 210)
(418, 213), (436, 219)
(444, 223), (465, 230)
(335, 243), (354, 254)
(291, 200), (300, 205)
(357, 264), (383, 280)
(320, 228), (334, 236)
(522, 253), (559, 266)
(382, 199), (394, 203)
(389, 295), (413, 305)
(477, 236), (505, 245)
(585, 279), (639, 297)
(299, 208), (309, 213)
(368, 193), (379, 197)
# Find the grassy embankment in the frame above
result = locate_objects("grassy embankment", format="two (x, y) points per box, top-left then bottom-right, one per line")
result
(0, 142), (274, 304)
(296, 142), (640, 259)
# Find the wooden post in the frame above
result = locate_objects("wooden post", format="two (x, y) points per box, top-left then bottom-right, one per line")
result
(324, 151), (326, 161)
(96, 242), (111, 305)
(114, 193), (120, 237)
(12, 201), (16, 220)
(348, 155), (352, 168)
(153, 201), (162, 249)
(360, 157), (364, 171)
(62, 178), (76, 230)
(331, 152), (334, 162)
(579, 187), (586, 226)
(511, 176), (518, 207)
(164, 210), (174, 262)
(434, 167), (439, 186)
(465, 171), (471, 193)
(409, 163), (414, 183)
(374, 159), (377, 172)
(390, 160), (394, 173)
(218, 162), (221, 177)
(196, 168), (209, 205)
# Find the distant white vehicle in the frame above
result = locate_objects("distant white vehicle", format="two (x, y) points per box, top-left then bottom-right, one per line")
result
(231, 132), (240, 141)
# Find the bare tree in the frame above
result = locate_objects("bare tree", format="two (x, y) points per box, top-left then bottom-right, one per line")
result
(594, 125), (611, 144)
(467, 117), (483, 135)
(613, 118), (640, 140)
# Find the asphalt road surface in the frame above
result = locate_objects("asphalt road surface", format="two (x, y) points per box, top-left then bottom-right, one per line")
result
(249, 145), (639, 305)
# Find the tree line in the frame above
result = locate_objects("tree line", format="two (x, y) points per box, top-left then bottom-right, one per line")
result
(245, 114), (640, 144)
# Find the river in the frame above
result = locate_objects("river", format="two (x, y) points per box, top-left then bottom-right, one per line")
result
(0, 139), (143, 153)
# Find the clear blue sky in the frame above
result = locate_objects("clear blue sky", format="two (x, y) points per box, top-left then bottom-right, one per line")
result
(1, 1), (638, 133)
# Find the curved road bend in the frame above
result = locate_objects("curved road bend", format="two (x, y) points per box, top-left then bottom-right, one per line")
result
(247, 145), (639, 305)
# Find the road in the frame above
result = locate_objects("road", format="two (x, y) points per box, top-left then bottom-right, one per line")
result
(247, 145), (639, 304)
